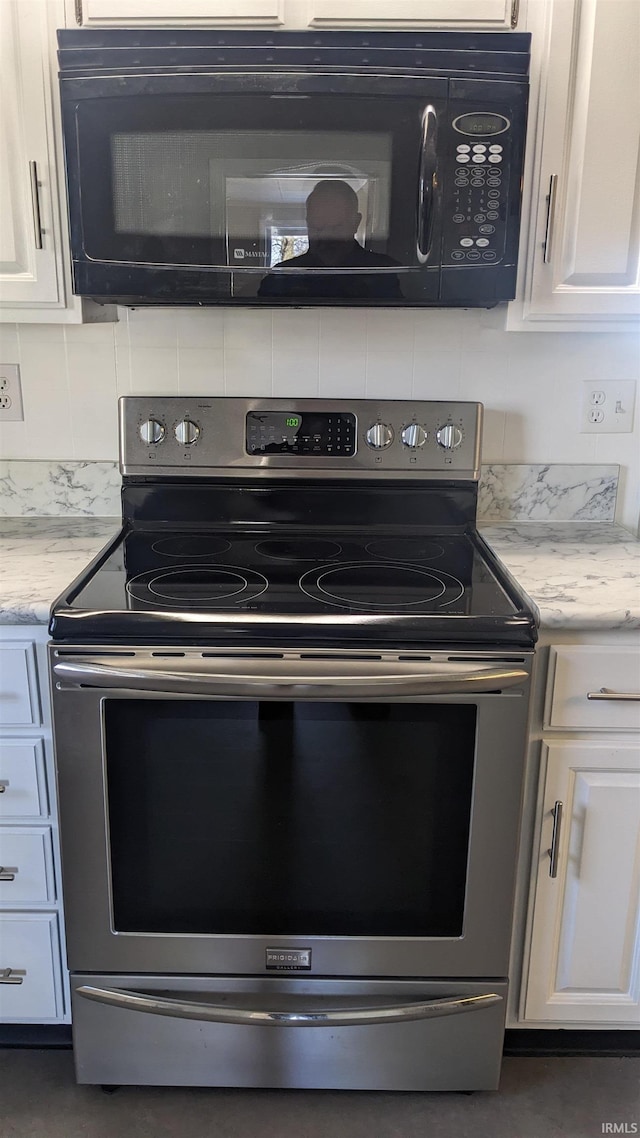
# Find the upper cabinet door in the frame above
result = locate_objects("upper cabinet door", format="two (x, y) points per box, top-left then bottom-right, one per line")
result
(307, 0), (521, 28)
(73, 0), (284, 23)
(0, 1), (62, 306)
(510, 0), (640, 328)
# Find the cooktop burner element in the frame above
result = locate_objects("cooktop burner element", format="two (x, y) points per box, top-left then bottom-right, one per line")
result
(127, 565), (268, 607)
(151, 535), (231, 559)
(255, 538), (343, 561)
(299, 562), (464, 610)
(365, 538), (445, 562)
(49, 397), (537, 648)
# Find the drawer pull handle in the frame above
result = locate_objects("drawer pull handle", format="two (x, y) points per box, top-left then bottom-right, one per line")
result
(547, 801), (563, 879)
(0, 780), (9, 793)
(587, 688), (640, 702)
(0, 866), (17, 882)
(0, 968), (26, 985)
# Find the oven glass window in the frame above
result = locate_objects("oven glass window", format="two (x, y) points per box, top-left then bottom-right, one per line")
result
(105, 700), (476, 938)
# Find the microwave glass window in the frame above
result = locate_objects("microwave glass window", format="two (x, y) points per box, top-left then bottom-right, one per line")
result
(110, 129), (392, 271)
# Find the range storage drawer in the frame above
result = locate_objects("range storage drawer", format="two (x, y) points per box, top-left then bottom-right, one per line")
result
(545, 646), (640, 731)
(71, 975), (508, 1090)
(0, 739), (47, 818)
(0, 828), (54, 903)
(0, 914), (61, 1021)
(0, 644), (39, 727)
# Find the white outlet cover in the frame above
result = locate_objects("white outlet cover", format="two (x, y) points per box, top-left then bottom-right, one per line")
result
(0, 363), (24, 422)
(580, 380), (636, 434)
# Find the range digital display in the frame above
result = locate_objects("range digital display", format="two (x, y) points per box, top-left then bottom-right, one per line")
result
(246, 411), (356, 456)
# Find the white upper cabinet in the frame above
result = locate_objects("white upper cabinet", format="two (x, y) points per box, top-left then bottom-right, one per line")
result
(0, 0), (116, 322)
(509, 0), (640, 329)
(72, 0), (285, 24)
(70, 0), (523, 28)
(0, 1), (62, 307)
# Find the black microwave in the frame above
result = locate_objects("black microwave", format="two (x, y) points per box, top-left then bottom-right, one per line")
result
(57, 29), (530, 309)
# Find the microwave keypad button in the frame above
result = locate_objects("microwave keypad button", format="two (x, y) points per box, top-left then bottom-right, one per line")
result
(460, 238), (474, 247)
(479, 224), (496, 234)
(453, 213), (465, 223)
(455, 179), (469, 188)
(466, 250), (481, 260)
(451, 251), (465, 260)
(472, 144), (487, 151)
(474, 214), (486, 223)
(488, 155), (502, 163)
(455, 168), (470, 176)
(487, 211), (500, 220)
(456, 144), (471, 152)
(488, 189), (500, 198)
(476, 238), (490, 247)
(482, 251), (498, 260)
(489, 144), (503, 152)
(456, 154), (470, 163)
(471, 179), (484, 187)
(487, 177), (501, 186)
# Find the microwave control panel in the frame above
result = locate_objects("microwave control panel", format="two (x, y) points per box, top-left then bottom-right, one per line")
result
(444, 112), (511, 267)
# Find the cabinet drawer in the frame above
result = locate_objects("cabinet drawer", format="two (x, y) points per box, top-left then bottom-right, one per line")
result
(0, 645), (40, 727)
(0, 828), (54, 904)
(545, 646), (640, 731)
(0, 913), (61, 1021)
(0, 739), (48, 818)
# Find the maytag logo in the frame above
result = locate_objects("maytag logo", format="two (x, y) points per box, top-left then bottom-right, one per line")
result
(233, 248), (262, 260)
(265, 947), (312, 971)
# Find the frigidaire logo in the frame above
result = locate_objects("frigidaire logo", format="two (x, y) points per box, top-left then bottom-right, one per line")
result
(233, 248), (262, 259)
(265, 947), (312, 970)
(602, 1125), (638, 1133)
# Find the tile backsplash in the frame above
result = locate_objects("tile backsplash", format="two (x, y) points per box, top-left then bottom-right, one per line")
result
(0, 458), (619, 524)
(0, 305), (638, 530)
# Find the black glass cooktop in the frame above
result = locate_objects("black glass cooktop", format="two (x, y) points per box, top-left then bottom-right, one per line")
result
(50, 526), (537, 647)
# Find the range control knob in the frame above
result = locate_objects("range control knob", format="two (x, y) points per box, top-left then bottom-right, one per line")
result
(174, 419), (200, 446)
(365, 422), (394, 450)
(401, 423), (427, 449)
(436, 424), (463, 450)
(139, 419), (165, 445)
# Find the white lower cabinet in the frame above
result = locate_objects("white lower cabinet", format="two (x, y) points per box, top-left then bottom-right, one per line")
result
(525, 740), (640, 1023)
(519, 636), (640, 1028)
(0, 628), (68, 1025)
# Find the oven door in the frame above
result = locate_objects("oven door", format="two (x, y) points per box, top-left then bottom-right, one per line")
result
(51, 647), (532, 979)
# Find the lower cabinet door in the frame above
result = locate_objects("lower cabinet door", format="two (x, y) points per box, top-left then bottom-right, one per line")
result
(525, 741), (640, 1024)
(0, 913), (62, 1021)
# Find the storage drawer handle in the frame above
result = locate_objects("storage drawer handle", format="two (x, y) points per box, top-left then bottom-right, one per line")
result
(76, 986), (502, 1027)
(547, 801), (563, 879)
(0, 866), (17, 882)
(0, 968), (25, 985)
(0, 780), (9, 793)
(587, 688), (640, 702)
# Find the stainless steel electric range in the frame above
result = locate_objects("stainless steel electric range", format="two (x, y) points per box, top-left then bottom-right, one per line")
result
(49, 397), (537, 1092)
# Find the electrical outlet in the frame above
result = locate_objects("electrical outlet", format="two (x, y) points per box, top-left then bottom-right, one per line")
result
(0, 363), (24, 422)
(580, 380), (636, 433)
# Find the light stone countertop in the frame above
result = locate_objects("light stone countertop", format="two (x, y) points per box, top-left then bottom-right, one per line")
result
(0, 517), (638, 632)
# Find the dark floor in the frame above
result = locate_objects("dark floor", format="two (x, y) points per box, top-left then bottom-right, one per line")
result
(0, 1051), (638, 1138)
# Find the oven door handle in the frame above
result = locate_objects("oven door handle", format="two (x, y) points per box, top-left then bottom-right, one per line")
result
(75, 985), (502, 1026)
(53, 659), (528, 698)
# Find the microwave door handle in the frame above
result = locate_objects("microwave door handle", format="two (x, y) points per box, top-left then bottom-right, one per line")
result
(417, 105), (438, 265)
(53, 659), (528, 698)
(76, 985), (502, 1026)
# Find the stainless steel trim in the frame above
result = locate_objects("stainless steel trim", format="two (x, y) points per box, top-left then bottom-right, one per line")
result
(76, 985), (502, 1026)
(510, 0), (520, 28)
(543, 174), (558, 264)
(417, 105), (437, 265)
(54, 658), (528, 700)
(0, 968), (25, 985)
(587, 688), (640, 702)
(0, 867), (17, 882)
(74, 0), (83, 24)
(0, 781), (9, 793)
(548, 800), (563, 879)
(29, 162), (43, 250)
